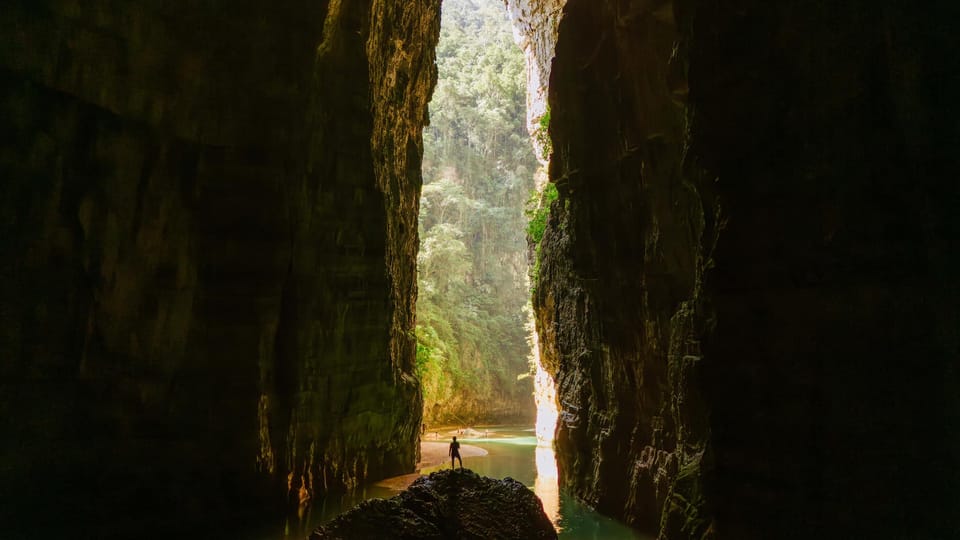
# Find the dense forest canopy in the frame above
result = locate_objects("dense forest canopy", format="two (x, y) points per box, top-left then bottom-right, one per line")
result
(417, 0), (538, 425)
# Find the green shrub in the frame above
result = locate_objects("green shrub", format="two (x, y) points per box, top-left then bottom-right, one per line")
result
(526, 182), (558, 245)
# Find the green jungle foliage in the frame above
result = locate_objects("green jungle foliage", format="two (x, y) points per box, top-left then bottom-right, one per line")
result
(525, 182), (557, 294)
(417, 0), (537, 425)
(534, 108), (552, 162)
(526, 182), (557, 246)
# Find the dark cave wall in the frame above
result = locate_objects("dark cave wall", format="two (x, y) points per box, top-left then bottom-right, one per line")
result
(536, 0), (960, 538)
(691, 2), (960, 538)
(0, 0), (439, 535)
(534, 0), (711, 535)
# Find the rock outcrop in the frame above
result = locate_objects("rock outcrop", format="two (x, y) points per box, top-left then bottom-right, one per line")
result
(310, 469), (557, 540)
(533, 0), (960, 538)
(0, 0), (440, 536)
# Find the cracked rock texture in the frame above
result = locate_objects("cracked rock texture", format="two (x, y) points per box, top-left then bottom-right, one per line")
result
(310, 469), (557, 540)
(532, 0), (960, 538)
(0, 0), (439, 537)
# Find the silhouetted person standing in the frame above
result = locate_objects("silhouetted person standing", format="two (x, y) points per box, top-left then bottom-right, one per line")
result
(449, 436), (462, 469)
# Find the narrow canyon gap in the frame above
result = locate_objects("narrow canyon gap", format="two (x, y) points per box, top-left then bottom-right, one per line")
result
(1, 1), (958, 540)
(415, 0), (539, 428)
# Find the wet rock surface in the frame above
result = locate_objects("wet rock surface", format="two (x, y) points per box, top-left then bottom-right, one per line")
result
(311, 468), (557, 540)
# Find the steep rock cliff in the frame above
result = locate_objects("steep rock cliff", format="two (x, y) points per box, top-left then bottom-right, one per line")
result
(534, 0), (711, 536)
(535, 0), (960, 538)
(0, 1), (440, 536)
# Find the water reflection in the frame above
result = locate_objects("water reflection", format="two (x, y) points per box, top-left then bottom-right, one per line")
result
(534, 445), (560, 525)
(434, 429), (648, 540)
(262, 428), (648, 540)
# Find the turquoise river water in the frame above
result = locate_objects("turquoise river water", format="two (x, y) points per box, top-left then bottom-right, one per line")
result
(267, 426), (649, 539)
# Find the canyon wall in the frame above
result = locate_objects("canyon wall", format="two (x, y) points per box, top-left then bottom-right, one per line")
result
(0, 1), (439, 536)
(503, 0), (565, 156)
(534, 0), (712, 536)
(534, 0), (960, 538)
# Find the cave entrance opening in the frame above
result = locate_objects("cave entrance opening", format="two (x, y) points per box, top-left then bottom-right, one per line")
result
(414, 0), (558, 446)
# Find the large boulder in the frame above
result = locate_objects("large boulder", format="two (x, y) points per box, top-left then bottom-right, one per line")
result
(310, 469), (557, 539)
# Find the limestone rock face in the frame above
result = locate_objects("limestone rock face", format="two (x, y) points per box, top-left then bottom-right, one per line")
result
(534, 0), (960, 538)
(533, 1), (710, 536)
(0, 0), (440, 536)
(310, 469), (558, 540)
(504, 0), (565, 154)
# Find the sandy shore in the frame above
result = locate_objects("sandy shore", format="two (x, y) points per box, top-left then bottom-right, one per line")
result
(419, 441), (487, 468)
(373, 441), (488, 491)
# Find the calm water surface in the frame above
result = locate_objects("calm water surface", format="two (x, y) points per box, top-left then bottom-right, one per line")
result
(266, 426), (649, 540)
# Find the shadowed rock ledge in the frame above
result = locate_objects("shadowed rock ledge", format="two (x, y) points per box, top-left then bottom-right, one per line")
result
(310, 469), (557, 540)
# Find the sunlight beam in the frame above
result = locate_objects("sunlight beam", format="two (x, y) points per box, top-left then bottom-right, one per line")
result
(532, 326), (558, 446)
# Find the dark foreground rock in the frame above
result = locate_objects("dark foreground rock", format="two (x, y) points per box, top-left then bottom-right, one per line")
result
(310, 469), (557, 540)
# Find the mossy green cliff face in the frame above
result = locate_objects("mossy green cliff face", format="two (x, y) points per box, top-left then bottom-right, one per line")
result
(533, 0), (960, 538)
(0, 0), (439, 536)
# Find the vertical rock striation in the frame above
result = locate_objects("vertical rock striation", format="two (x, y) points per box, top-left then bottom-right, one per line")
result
(535, 0), (960, 538)
(0, 0), (439, 536)
(534, 0), (712, 536)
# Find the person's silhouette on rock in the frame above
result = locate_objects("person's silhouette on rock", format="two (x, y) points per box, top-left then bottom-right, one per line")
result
(449, 436), (463, 469)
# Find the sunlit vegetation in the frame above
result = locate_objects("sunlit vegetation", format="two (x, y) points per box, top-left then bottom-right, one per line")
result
(525, 182), (557, 246)
(524, 182), (557, 294)
(533, 108), (552, 162)
(417, 0), (538, 425)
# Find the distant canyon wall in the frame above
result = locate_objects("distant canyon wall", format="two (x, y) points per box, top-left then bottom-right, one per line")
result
(0, 0), (440, 535)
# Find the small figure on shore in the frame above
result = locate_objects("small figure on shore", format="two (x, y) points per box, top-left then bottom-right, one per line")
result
(449, 436), (463, 469)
